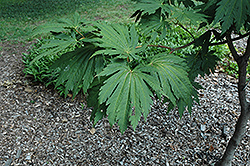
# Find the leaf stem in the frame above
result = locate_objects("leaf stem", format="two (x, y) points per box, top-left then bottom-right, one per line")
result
(75, 27), (85, 39)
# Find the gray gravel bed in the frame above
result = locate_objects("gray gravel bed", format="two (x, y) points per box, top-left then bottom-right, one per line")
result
(0, 42), (249, 166)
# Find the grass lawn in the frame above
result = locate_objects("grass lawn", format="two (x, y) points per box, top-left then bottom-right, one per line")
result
(0, 0), (135, 42)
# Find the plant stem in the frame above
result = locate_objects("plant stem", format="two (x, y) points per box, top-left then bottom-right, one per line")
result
(147, 41), (195, 53)
(75, 27), (85, 39)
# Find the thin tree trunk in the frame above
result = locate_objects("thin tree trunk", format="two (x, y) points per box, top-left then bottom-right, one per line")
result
(216, 35), (250, 166)
(216, 103), (250, 166)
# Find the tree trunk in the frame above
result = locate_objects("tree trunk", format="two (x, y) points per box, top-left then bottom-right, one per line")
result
(216, 106), (250, 166)
(216, 35), (250, 166)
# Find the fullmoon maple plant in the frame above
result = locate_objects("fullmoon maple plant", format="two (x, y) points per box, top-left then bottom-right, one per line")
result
(30, 0), (250, 165)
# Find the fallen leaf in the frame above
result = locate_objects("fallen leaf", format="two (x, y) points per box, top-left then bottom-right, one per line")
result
(90, 128), (96, 135)
(209, 145), (215, 152)
(232, 110), (238, 116)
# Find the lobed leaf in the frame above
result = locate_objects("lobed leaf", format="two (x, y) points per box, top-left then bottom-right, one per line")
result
(51, 44), (103, 98)
(32, 12), (90, 37)
(92, 23), (144, 61)
(143, 53), (198, 117)
(213, 0), (250, 33)
(30, 35), (77, 65)
(87, 77), (107, 126)
(98, 62), (161, 133)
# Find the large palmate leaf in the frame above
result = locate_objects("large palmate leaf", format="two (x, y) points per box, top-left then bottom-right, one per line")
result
(171, 7), (207, 26)
(213, 0), (250, 33)
(132, 0), (207, 36)
(97, 61), (161, 133)
(143, 53), (198, 117)
(51, 44), (104, 98)
(92, 23), (145, 60)
(138, 8), (170, 39)
(133, 0), (171, 16)
(131, 0), (171, 29)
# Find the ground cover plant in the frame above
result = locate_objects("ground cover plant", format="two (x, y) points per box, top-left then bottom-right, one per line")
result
(23, 0), (250, 165)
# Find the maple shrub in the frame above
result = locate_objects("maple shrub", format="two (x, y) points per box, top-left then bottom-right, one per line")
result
(30, 0), (250, 165)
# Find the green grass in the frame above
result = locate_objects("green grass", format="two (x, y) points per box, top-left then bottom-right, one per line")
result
(0, 0), (135, 42)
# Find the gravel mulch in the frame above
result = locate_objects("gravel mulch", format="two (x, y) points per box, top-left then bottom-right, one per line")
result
(0, 41), (249, 166)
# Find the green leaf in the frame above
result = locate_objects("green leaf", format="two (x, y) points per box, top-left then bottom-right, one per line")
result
(171, 8), (207, 25)
(32, 12), (89, 36)
(213, 0), (250, 33)
(194, 30), (212, 54)
(57, 12), (87, 28)
(98, 61), (161, 133)
(32, 23), (66, 37)
(139, 8), (170, 39)
(176, 0), (195, 7)
(144, 53), (198, 115)
(134, 0), (169, 16)
(92, 23), (144, 61)
(132, 0), (206, 37)
(87, 77), (107, 125)
(186, 51), (220, 81)
(51, 44), (103, 98)
(30, 34), (77, 65)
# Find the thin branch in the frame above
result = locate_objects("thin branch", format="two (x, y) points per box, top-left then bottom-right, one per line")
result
(210, 32), (250, 46)
(147, 41), (195, 54)
(142, 31), (249, 55)
(147, 45), (172, 50)
(173, 41), (195, 51)
(226, 33), (240, 62)
(177, 22), (195, 40)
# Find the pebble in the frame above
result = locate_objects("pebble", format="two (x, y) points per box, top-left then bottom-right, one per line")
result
(200, 124), (206, 132)
(25, 154), (31, 160)
(15, 150), (22, 159)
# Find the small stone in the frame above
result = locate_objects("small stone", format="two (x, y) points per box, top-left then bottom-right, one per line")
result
(200, 124), (206, 132)
(62, 117), (68, 123)
(25, 153), (31, 160)
(24, 87), (33, 93)
(90, 128), (96, 135)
